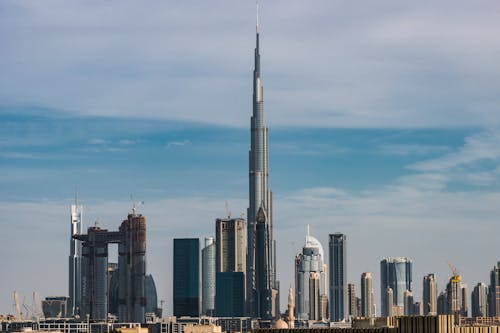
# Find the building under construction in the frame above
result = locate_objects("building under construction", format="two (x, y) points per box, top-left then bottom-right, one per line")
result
(74, 213), (148, 323)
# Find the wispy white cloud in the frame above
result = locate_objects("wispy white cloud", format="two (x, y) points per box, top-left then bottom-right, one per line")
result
(379, 144), (450, 156)
(410, 130), (500, 172)
(88, 138), (109, 145)
(166, 139), (191, 148)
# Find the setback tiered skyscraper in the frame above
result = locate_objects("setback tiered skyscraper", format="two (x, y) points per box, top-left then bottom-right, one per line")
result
(68, 197), (82, 316)
(247, 9), (278, 319)
(380, 257), (412, 317)
(329, 233), (347, 322)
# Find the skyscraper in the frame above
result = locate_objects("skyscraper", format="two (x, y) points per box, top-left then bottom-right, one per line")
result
(461, 284), (468, 317)
(404, 290), (414, 316)
(215, 218), (246, 317)
(68, 197), (82, 317)
(202, 237), (216, 316)
(361, 272), (374, 318)
(446, 273), (462, 323)
(247, 6), (278, 319)
(294, 228), (327, 321)
(347, 283), (357, 318)
(329, 233), (347, 322)
(423, 273), (437, 315)
(309, 272), (320, 321)
(75, 211), (149, 323)
(118, 213), (147, 323)
(471, 282), (488, 318)
(173, 238), (200, 317)
(216, 218), (246, 273)
(489, 262), (500, 317)
(380, 257), (412, 317)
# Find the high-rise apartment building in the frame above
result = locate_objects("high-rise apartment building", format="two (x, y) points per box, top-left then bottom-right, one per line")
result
(246, 9), (279, 319)
(347, 283), (357, 318)
(386, 287), (394, 317)
(423, 273), (437, 315)
(173, 238), (199, 317)
(68, 198), (82, 317)
(380, 257), (412, 317)
(202, 237), (216, 316)
(489, 262), (500, 317)
(472, 282), (488, 318)
(215, 218), (246, 317)
(294, 229), (327, 321)
(361, 272), (374, 318)
(437, 291), (448, 315)
(329, 233), (347, 322)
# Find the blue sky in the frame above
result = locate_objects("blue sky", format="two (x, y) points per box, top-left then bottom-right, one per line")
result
(1, 0), (500, 316)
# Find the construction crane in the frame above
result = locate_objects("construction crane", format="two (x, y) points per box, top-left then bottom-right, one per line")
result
(130, 194), (144, 215)
(448, 261), (462, 283)
(13, 291), (22, 320)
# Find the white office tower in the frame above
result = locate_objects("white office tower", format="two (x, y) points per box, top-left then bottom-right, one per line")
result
(202, 237), (216, 316)
(68, 196), (83, 316)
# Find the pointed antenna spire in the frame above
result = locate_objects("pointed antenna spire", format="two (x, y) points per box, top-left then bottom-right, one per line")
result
(74, 186), (78, 206)
(256, 0), (259, 33)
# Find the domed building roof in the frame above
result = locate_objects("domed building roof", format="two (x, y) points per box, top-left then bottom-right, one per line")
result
(304, 225), (324, 259)
(273, 319), (288, 329)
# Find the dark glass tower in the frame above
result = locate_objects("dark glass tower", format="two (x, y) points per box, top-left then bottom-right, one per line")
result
(173, 238), (200, 317)
(380, 257), (413, 317)
(247, 7), (278, 319)
(329, 233), (347, 322)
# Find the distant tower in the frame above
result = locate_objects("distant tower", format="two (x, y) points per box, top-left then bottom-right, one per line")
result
(79, 226), (111, 320)
(446, 273), (462, 323)
(202, 237), (216, 316)
(247, 4), (278, 319)
(287, 287), (295, 328)
(386, 287), (394, 317)
(294, 227), (327, 320)
(118, 213), (147, 323)
(309, 272), (320, 321)
(380, 257), (412, 317)
(461, 284), (468, 317)
(361, 272), (374, 317)
(347, 283), (357, 318)
(423, 273), (437, 315)
(216, 218), (246, 273)
(403, 290), (414, 315)
(437, 291), (448, 314)
(489, 262), (500, 317)
(471, 282), (488, 317)
(329, 233), (347, 322)
(173, 238), (200, 317)
(68, 195), (83, 316)
(215, 218), (246, 317)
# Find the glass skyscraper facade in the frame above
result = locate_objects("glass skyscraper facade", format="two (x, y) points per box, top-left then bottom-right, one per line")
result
(380, 257), (413, 317)
(173, 238), (200, 317)
(329, 233), (347, 322)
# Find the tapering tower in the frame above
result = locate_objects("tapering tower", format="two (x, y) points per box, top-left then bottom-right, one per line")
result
(247, 3), (278, 319)
(68, 194), (82, 316)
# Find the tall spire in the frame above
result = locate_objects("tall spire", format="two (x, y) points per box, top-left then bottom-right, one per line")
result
(256, 0), (259, 33)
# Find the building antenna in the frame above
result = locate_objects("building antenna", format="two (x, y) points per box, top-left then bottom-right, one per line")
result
(256, 0), (259, 33)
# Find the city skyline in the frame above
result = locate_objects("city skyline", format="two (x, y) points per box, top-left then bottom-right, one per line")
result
(2, 0), (500, 318)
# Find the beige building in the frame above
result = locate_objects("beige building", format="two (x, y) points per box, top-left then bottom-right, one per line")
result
(215, 218), (246, 273)
(361, 272), (374, 318)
